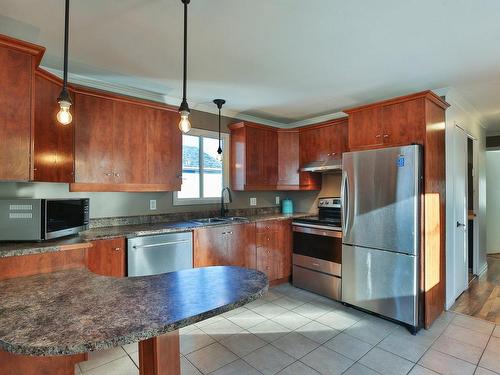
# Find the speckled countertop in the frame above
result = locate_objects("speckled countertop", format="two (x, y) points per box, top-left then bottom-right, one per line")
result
(0, 213), (309, 258)
(0, 266), (268, 356)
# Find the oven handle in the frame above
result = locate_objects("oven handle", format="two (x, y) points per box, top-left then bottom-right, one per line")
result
(292, 225), (342, 238)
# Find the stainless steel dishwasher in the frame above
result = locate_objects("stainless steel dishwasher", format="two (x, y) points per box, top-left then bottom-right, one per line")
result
(127, 232), (193, 277)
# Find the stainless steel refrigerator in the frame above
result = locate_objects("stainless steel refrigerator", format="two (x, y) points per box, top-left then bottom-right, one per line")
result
(341, 145), (422, 333)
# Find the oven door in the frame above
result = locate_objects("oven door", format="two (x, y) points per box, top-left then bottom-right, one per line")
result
(292, 225), (342, 300)
(45, 199), (89, 239)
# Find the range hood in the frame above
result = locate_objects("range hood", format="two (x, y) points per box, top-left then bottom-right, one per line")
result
(300, 158), (342, 172)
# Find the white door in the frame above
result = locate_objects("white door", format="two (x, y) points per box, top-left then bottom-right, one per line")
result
(454, 126), (468, 297)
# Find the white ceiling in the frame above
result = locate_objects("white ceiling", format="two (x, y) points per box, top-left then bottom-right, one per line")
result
(2, 0), (500, 129)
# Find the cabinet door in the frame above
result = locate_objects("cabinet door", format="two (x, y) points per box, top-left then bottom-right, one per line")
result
(348, 107), (384, 150)
(245, 127), (278, 188)
(74, 93), (114, 183)
(193, 226), (228, 267)
(33, 73), (74, 182)
(147, 109), (182, 188)
(227, 223), (256, 268)
(87, 238), (126, 277)
(274, 220), (292, 280)
(277, 131), (300, 188)
(0, 47), (32, 181)
(381, 99), (425, 146)
(112, 101), (148, 184)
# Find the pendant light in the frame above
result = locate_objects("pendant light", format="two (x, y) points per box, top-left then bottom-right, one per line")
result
(178, 0), (191, 133)
(213, 99), (226, 162)
(56, 0), (72, 125)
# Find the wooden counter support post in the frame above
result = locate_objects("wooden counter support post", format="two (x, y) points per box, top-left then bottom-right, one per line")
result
(0, 350), (86, 375)
(139, 330), (180, 375)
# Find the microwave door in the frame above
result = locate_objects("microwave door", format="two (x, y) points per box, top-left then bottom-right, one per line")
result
(45, 199), (89, 239)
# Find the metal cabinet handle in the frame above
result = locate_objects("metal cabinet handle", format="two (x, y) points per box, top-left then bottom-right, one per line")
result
(375, 134), (382, 138)
(383, 134), (389, 138)
(114, 172), (120, 177)
(132, 240), (191, 249)
(457, 221), (466, 228)
(114, 247), (121, 251)
(104, 172), (113, 176)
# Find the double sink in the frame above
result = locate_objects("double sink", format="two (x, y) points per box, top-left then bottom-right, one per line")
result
(190, 217), (249, 226)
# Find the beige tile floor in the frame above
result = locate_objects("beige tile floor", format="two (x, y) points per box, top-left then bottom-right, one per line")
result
(76, 283), (500, 375)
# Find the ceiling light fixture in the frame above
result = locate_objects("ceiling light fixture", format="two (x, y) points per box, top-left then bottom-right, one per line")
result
(178, 0), (192, 133)
(213, 99), (226, 162)
(56, 0), (72, 126)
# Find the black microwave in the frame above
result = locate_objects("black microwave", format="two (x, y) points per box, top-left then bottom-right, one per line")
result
(0, 198), (89, 241)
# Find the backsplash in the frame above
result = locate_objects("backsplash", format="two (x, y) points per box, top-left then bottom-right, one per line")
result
(89, 206), (282, 229)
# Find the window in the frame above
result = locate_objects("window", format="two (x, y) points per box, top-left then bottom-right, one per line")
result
(173, 128), (229, 205)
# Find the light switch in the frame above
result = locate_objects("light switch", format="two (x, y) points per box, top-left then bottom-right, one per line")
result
(250, 197), (257, 206)
(149, 199), (157, 210)
(275, 196), (280, 205)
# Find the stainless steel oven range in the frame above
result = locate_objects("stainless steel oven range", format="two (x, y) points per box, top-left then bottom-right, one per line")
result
(292, 197), (342, 300)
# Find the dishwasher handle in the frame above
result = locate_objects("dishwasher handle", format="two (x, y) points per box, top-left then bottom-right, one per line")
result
(132, 239), (191, 250)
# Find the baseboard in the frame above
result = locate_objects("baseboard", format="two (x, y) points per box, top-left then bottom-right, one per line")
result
(478, 262), (488, 277)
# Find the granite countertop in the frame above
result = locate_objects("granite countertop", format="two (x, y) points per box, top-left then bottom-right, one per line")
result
(0, 237), (93, 258)
(0, 266), (268, 356)
(80, 212), (309, 241)
(0, 213), (309, 258)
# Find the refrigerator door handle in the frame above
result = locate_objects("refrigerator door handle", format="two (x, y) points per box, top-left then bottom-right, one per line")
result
(341, 171), (349, 237)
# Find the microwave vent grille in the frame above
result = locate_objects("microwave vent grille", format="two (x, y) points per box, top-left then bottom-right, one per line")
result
(9, 204), (33, 211)
(9, 212), (33, 219)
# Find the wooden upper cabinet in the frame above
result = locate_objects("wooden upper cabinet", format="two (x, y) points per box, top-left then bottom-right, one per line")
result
(277, 130), (300, 189)
(245, 126), (278, 189)
(74, 92), (115, 184)
(147, 110), (182, 189)
(112, 101), (149, 184)
(229, 122), (278, 191)
(347, 107), (384, 150)
(0, 35), (44, 181)
(381, 98), (426, 146)
(71, 89), (181, 191)
(345, 91), (441, 151)
(33, 71), (74, 182)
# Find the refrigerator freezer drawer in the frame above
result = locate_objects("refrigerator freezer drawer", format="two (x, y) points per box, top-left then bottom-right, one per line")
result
(293, 264), (341, 301)
(342, 244), (418, 326)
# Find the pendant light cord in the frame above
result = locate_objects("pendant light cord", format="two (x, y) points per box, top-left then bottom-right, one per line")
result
(182, 0), (188, 103)
(63, 0), (70, 90)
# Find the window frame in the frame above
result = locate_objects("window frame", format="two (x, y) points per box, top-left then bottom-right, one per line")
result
(173, 128), (230, 206)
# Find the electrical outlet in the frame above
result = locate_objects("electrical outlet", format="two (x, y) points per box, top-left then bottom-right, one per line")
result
(250, 197), (257, 206)
(149, 199), (157, 210)
(275, 196), (280, 205)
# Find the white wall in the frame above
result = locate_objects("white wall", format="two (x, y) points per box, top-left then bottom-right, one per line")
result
(444, 89), (487, 309)
(486, 151), (500, 254)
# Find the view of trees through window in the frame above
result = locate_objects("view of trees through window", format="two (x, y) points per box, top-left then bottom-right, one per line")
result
(178, 134), (223, 199)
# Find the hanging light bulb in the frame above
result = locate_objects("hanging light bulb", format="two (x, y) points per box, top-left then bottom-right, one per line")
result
(179, 108), (191, 133)
(57, 0), (72, 125)
(57, 99), (72, 125)
(178, 0), (192, 133)
(213, 99), (226, 162)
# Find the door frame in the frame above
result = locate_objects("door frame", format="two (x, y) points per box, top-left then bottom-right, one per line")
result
(450, 124), (479, 301)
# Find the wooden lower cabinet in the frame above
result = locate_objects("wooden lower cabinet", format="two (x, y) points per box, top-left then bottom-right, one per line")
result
(194, 223), (256, 268)
(255, 220), (292, 282)
(87, 238), (126, 277)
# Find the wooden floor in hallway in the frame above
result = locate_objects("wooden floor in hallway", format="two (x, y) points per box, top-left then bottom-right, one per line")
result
(451, 254), (500, 324)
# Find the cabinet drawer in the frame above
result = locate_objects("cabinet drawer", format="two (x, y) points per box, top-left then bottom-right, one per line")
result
(256, 247), (274, 278)
(256, 221), (279, 233)
(256, 231), (275, 247)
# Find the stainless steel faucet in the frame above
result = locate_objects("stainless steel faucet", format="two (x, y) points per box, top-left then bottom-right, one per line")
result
(220, 187), (232, 217)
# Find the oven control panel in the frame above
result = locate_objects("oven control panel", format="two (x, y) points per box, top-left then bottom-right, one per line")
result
(318, 197), (341, 208)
